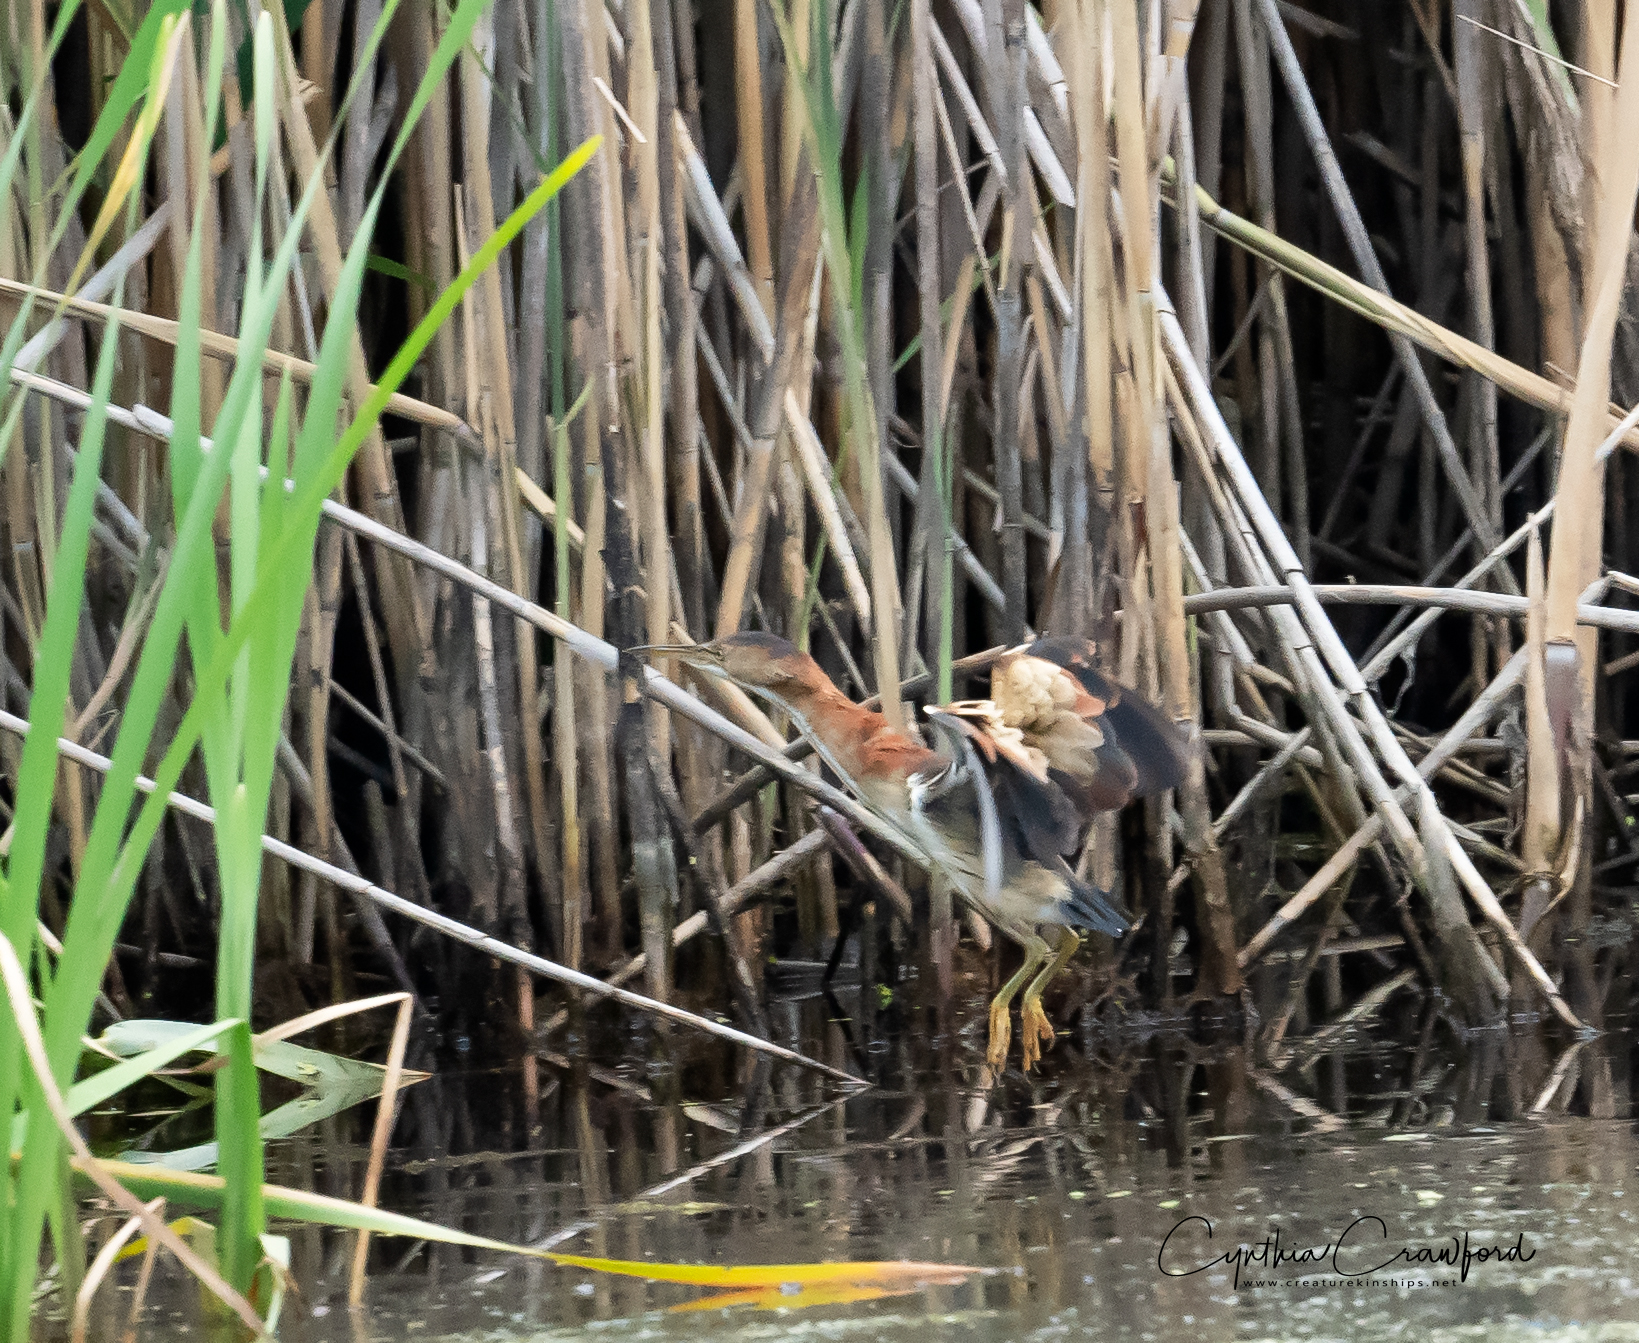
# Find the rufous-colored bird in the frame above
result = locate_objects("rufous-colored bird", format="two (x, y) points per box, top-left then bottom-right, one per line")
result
(664, 633), (1191, 1070)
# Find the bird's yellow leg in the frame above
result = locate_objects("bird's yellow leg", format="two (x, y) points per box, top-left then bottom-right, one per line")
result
(1019, 933), (1081, 1071)
(987, 939), (1049, 1068)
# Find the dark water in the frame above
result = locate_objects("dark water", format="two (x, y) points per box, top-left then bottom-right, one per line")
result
(97, 982), (1639, 1342)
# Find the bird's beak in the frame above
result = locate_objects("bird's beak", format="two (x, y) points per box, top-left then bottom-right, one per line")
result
(630, 643), (727, 678)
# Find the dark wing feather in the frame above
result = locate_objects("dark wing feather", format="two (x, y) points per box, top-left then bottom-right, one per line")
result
(1007, 762), (1083, 859)
(921, 704), (1082, 873)
(1052, 857), (1132, 936)
(1095, 682), (1191, 797)
(914, 646), (1182, 939)
(918, 700), (1134, 937)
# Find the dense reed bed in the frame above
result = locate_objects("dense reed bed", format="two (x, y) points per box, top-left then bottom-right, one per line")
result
(3, 0), (1638, 1330)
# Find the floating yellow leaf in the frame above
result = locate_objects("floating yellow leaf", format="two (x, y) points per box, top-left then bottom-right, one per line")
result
(543, 1251), (984, 1290)
(113, 1215), (216, 1263)
(87, 1159), (991, 1313)
(670, 1284), (903, 1312)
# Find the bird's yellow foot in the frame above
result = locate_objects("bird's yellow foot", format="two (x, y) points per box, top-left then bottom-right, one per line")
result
(986, 996), (1013, 1068)
(1019, 998), (1055, 1071)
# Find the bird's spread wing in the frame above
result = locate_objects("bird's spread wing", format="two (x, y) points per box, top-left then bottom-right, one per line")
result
(917, 701), (1131, 937)
(922, 701), (1082, 859)
(910, 645), (1187, 938)
(989, 638), (1192, 810)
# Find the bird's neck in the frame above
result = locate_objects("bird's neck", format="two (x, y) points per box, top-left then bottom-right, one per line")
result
(773, 680), (942, 809)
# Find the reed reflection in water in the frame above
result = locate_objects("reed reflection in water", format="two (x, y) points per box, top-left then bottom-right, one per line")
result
(89, 985), (1639, 1342)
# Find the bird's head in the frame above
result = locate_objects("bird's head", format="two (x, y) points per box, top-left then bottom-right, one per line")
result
(642, 632), (828, 696)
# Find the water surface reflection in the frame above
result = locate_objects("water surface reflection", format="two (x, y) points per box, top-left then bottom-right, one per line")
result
(209, 987), (1639, 1343)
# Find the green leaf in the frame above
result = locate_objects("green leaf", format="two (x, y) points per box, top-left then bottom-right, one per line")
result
(67, 1020), (242, 1120)
(86, 1020), (405, 1172)
(365, 253), (435, 292)
(849, 169), (869, 319)
(1512, 0), (1576, 108)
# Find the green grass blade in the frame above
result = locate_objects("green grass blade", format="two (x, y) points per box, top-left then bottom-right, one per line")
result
(97, 1161), (560, 1253)
(0, 3), (189, 459)
(0, 305), (125, 958)
(6, 0), (474, 1318)
(98, 136), (604, 986)
(0, 284), (127, 1326)
(61, 1020), (242, 1122)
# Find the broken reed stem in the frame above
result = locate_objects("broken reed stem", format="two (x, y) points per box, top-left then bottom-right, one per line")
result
(540, 829), (833, 1036)
(1531, 8), (1639, 991)
(1239, 649), (1526, 968)
(1162, 295), (1582, 1030)
(1183, 583), (1639, 634)
(1153, 183), (1639, 456)
(1252, 0), (1512, 583)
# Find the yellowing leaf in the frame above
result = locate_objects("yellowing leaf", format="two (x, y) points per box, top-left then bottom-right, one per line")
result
(86, 1159), (991, 1314)
(542, 1251), (983, 1290)
(670, 1284), (902, 1312)
(67, 13), (188, 295)
(114, 1214), (216, 1263)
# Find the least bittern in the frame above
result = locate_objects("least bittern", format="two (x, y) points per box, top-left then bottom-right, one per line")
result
(661, 634), (1190, 1070)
